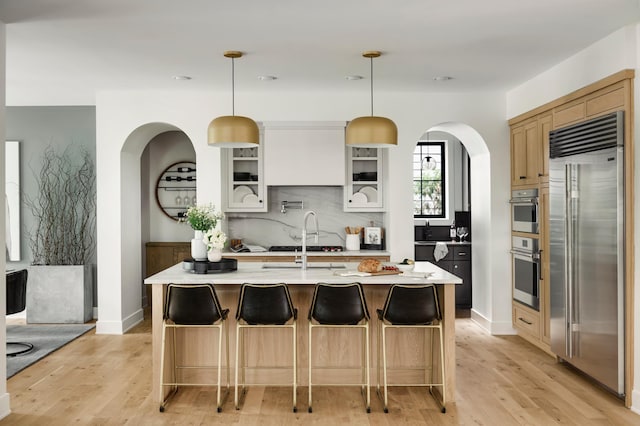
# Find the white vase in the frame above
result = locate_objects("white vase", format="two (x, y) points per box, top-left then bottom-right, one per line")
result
(207, 248), (222, 262)
(191, 230), (208, 261)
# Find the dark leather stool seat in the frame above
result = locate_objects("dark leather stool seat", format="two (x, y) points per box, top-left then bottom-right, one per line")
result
(376, 284), (446, 413)
(159, 283), (229, 413)
(307, 282), (370, 413)
(235, 283), (297, 412)
(6, 269), (33, 357)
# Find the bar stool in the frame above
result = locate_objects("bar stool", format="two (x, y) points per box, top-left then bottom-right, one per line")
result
(159, 283), (230, 413)
(308, 282), (370, 413)
(235, 283), (298, 412)
(376, 284), (446, 413)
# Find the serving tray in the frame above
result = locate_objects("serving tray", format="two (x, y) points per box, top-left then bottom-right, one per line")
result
(182, 258), (238, 274)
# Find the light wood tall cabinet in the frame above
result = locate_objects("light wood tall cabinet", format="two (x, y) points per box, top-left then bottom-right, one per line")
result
(508, 69), (634, 406)
(510, 112), (551, 187)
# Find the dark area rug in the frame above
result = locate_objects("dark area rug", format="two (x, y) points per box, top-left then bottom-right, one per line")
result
(6, 324), (95, 378)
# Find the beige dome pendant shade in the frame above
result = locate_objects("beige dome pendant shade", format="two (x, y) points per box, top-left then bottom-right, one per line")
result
(208, 51), (259, 148)
(346, 51), (397, 147)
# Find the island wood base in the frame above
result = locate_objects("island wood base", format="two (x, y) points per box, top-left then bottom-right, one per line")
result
(151, 282), (456, 407)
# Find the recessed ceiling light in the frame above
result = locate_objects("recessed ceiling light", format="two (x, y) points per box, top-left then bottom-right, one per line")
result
(258, 75), (277, 81)
(433, 76), (453, 81)
(172, 75), (192, 80)
(346, 75), (364, 80)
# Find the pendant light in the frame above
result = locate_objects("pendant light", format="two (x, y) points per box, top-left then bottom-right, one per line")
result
(208, 51), (259, 148)
(422, 156), (437, 170)
(346, 51), (397, 147)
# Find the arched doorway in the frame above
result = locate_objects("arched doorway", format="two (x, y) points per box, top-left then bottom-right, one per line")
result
(96, 122), (196, 334)
(417, 122), (511, 333)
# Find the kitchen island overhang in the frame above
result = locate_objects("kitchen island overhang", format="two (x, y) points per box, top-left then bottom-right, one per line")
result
(145, 261), (461, 408)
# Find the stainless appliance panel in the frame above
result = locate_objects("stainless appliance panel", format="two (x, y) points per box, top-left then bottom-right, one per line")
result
(550, 146), (624, 395)
(511, 236), (540, 311)
(510, 189), (539, 234)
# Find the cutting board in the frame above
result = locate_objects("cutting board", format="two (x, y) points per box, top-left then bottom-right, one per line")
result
(335, 269), (402, 277)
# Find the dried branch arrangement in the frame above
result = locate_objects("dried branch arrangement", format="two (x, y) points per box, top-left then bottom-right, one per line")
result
(26, 146), (96, 265)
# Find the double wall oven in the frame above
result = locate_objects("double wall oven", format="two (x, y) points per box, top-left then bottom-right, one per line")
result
(510, 188), (539, 233)
(510, 189), (541, 311)
(511, 236), (540, 310)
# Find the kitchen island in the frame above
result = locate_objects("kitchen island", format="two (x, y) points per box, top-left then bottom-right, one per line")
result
(145, 260), (461, 407)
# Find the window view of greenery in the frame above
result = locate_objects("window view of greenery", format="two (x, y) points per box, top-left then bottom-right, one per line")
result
(413, 142), (445, 217)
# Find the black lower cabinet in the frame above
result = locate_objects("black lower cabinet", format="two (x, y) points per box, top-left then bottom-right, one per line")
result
(414, 244), (472, 309)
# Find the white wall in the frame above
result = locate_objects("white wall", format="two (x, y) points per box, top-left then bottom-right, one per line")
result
(507, 23), (640, 412)
(0, 20), (10, 421)
(144, 131), (196, 243)
(507, 25), (637, 117)
(95, 88), (512, 338)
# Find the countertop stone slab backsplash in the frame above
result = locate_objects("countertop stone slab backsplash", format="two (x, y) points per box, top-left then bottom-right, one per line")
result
(226, 186), (383, 248)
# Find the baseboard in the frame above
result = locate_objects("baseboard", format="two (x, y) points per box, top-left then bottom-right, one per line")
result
(95, 309), (143, 335)
(490, 319), (518, 335)
(95, 320), (124, 335)
(631, 389), (640, 414)
(470, 309), (491, 332)
(470, 309), (517, 335)
(0, 392), (10, 420)
(122, 309), (144, 333)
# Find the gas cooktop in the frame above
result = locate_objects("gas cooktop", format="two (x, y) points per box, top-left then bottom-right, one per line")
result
(268, 245), (343, 252)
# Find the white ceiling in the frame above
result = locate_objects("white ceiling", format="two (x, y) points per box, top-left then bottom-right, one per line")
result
(1, 0), (639, 106)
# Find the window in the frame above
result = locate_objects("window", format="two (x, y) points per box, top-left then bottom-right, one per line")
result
(413, 142), (445, 218)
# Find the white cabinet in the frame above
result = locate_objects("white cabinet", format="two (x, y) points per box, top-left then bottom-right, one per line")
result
(263, 121), (346, 186)
(222, 141), (268, 212)
(344, 147), (384, 211)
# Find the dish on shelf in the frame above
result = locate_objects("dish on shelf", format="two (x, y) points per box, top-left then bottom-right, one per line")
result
(233, 172), (251, 181)
(359, 186), (377, 202)
(351, 192), (368, 204)
(242, 193), (259, 204)
(357, 172), (377, 181)
(233, 185), (254, 203)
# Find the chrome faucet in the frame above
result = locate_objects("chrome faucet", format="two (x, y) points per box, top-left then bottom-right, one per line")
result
(301, 210), (319, 270)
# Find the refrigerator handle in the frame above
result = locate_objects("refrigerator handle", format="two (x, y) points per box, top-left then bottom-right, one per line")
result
(565, 164), (574, 358)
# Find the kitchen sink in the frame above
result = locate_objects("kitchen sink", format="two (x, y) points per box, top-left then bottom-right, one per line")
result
(261, 262), (347, 270)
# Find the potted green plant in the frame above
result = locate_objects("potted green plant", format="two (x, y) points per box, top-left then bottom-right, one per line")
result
(24, 145), (96, 323)
(182, 204), (223, 261)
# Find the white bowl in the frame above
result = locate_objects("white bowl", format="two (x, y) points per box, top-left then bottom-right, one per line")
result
(397, 263), (414, 272)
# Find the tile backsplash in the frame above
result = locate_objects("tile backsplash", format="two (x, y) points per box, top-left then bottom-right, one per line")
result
(226, 186), (384, 248)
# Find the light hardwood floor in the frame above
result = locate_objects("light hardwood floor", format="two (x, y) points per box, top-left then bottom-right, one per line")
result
(2, 313), (639, 425)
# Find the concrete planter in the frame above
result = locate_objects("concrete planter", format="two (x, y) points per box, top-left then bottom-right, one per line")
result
(26, 264), (93, 324)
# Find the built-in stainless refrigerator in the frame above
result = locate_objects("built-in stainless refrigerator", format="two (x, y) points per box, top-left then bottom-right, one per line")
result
(549, 111), (624, 396)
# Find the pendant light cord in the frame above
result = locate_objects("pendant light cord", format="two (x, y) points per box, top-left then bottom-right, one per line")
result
(370, 56), (374, 116)
(231, 57), (235, 116)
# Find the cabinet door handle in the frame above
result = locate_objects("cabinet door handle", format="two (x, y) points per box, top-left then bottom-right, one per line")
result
(518, 317), (533, 325)
(519, 176), (526, 179)
(538, 173), (543, 177)
(457, 252), (467, 256)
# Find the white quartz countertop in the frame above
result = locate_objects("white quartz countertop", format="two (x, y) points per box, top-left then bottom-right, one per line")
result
(414, 241), (471, 246)
(225, 250), (391, 257)
(144, 261), (462, 285)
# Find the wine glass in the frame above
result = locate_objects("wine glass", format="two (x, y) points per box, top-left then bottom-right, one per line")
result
(456, 226), (469, 242)
(175, 192), (183, 206)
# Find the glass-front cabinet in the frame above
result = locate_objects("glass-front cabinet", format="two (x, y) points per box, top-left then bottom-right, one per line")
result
(223, 143), (267, 212)
(344, 147), (384, 211)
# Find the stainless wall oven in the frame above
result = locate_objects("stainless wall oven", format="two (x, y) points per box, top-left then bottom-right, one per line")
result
(511, 236), (540, 311)
(510, 188), (539, 233)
